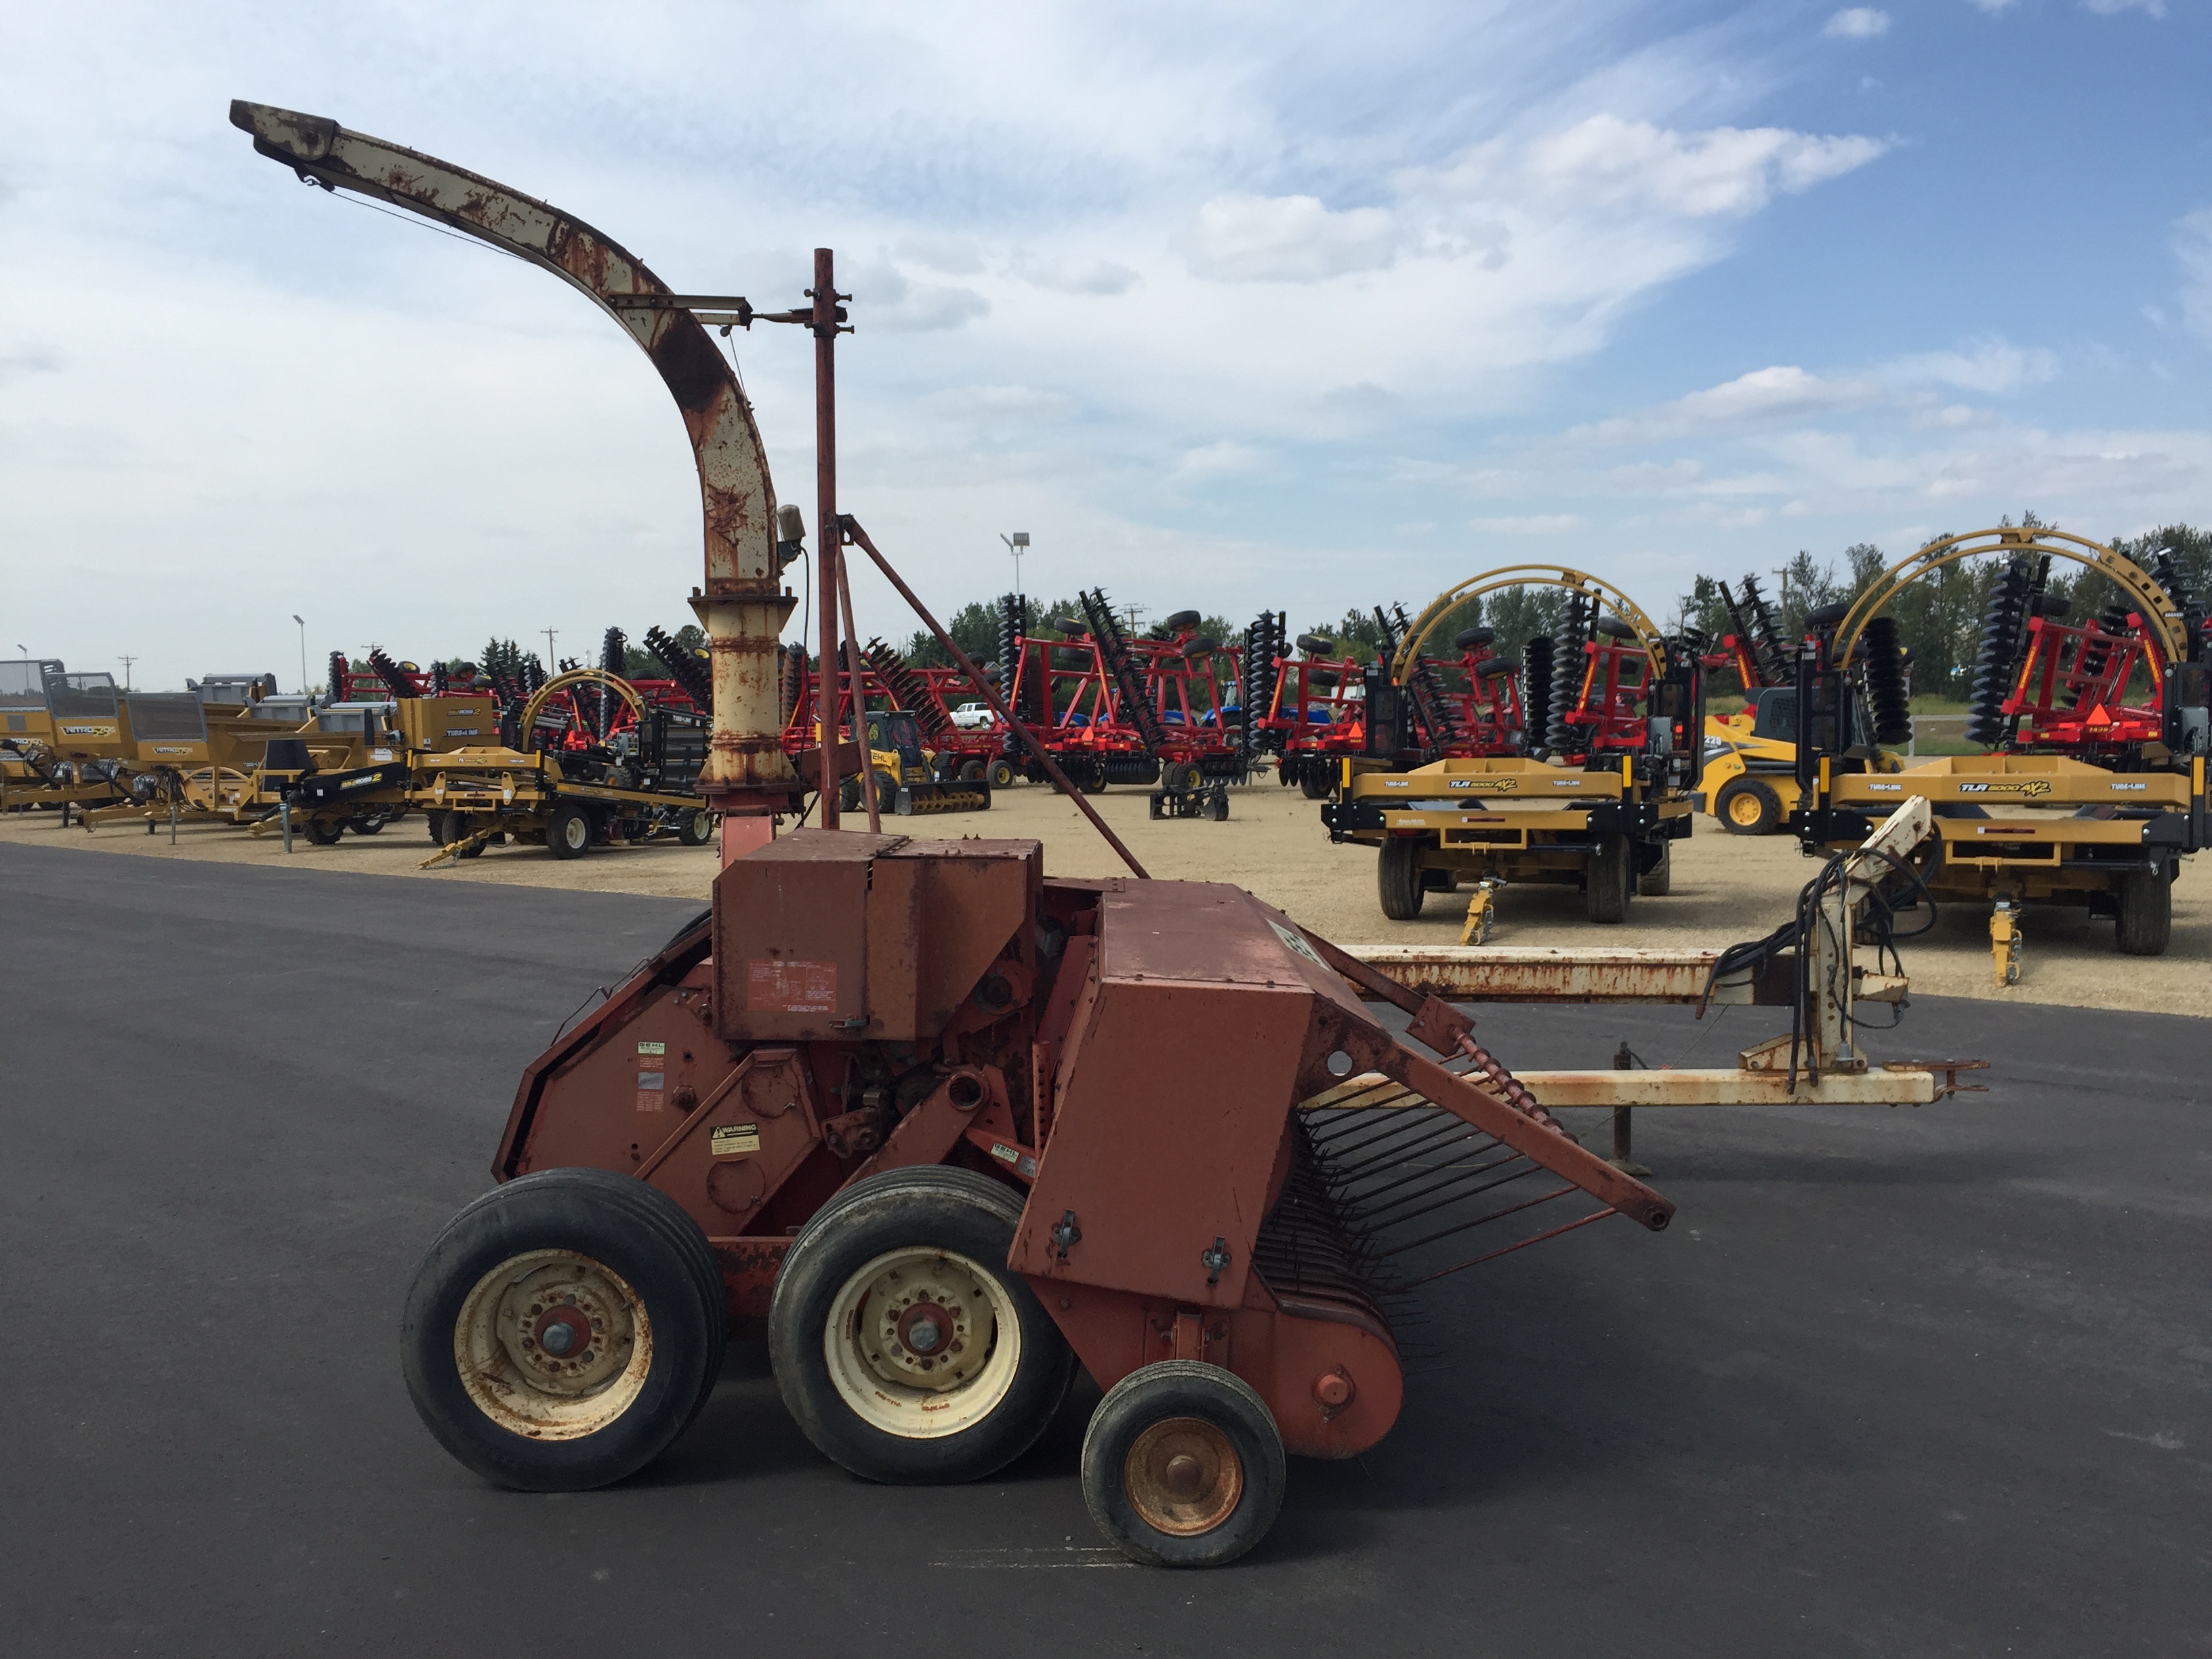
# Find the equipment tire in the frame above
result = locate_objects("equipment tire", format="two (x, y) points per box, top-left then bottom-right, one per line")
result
(1078, 762), (1107, 796)
(987, 758), (1016, 788)
(2114, 865), (2171, 956)
(435, 1170), (727, 1433)
(679, 809), (714, 847)
(348, 813), (387, 836)
(769, 1166), (1074, 1485)
(1585, 833), (1631, 923)
(1080, 1360), (1286, 1568)
(1637, 841), (1673, 897)
(1378, 837), (1425, 920)
(1208, 790), (1229, 822)
(305, 815), (345, 845)
(1298, 768), (1333, 800)
(1716, 779), (1780, 836)
(456, 829), (487, 859)
(958, 760), (986, 783)
(428, 810), (449, 844)
(548, 803), (594, 860)
(401, 1168), (720, 1492)
(661, 908), (712, 956)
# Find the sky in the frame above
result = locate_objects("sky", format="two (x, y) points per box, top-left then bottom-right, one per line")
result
(1, 0), (2208, 691)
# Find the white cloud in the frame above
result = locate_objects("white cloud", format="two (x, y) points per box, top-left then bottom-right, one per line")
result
(2175, 209), (2212, 344)
(1824, 9), (1891, 39)
(1469, 513), (1583, 533)
(1883, 340), (2059, 392)
(2083, 0), (2166, 16)
(1969, 0), (2018, 13)
(1178, 193), (1399, 283)
(1007, 254), (1141, 295)
(1174, 440), (1269, 479)
(1492, 115), (1887, 218)
(896, 235), (986, 276)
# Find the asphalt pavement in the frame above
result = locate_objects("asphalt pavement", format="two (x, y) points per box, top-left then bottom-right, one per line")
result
(3, 841), (2207, 1658)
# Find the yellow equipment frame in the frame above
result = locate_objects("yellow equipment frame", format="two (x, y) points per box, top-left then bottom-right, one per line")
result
(1397, 565), (1666, 684)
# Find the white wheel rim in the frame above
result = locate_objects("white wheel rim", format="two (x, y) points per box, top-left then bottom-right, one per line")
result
(454, 1249), (654, 1440)
(823, 1247), (1021, 1440)
(563, 815), (588, 850)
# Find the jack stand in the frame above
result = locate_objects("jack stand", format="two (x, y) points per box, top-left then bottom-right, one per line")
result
(1607, 1040), (1651, 1175)
(1458, 877), (1507, 946)
(1989, 895), (2023, 987)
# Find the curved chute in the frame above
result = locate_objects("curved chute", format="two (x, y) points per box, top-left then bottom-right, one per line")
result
(230, 101), (796, 798)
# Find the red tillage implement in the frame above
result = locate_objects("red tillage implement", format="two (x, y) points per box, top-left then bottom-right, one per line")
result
(234, 99), (1671, 1568)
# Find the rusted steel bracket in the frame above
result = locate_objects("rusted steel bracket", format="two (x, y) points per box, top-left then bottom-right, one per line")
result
(229, 102), (798, 808)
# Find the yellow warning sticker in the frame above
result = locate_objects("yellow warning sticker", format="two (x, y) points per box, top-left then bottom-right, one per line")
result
(710, 1123), (762, 1157)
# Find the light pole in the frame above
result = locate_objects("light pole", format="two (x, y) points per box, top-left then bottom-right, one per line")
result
(1000, 531), (1029, 600)
(119, 655), (136, 689)
(544, 628), (559, 673)
(292, 614), (306, 696)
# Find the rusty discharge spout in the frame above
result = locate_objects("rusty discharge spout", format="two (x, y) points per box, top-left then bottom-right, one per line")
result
(228, 100), (798, 813)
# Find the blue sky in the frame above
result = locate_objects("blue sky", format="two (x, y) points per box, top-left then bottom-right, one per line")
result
(2, 0), (2207, 689)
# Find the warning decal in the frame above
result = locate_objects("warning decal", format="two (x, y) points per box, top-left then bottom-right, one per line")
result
(747, 958), (838, 1015)
(710, 1123), (762, 1157)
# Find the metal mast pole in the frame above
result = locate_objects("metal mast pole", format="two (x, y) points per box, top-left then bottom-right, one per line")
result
(814, 247), (842, 830)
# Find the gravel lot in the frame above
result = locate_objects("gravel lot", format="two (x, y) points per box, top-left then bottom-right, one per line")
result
(4, 777), (2205, 1017)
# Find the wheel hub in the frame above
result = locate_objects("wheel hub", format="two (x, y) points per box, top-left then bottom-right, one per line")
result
(865, 1261), (985, 1387)
(821, 1246), (1024, 1440)
(454, 1250), (655, 1440)
(1124, 1416), (1243, 1536)
(896, 1301), (954, 1357)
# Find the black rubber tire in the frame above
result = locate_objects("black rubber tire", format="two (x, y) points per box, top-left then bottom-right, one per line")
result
(1637, 840), (1673, 897)
(662, 908), (713, 956)
(428, 810), (449, 844)
(959, 759), (986, 783)
(1209, 792), (1229, 821)
(1585, 833), (1631, 923)
(1162, 609), (1202, 633)
(1078, 763), (1107, 796)
(433, 1170), (728, 1433)
(2114, 865), (2172, 956)
(676, 810), (712, 847)
(401, 1168), (720, 1492)
(840, 777), (862, 813)
(769, 1167), (1076, 1485)
(1299, 767), (1334, 800)
(305, 815), (344, 845)
(987, 758), (1017, 788)
(1378, 837), (1425, 920)
(1080, 1360), (1286, 1568)
(1715, 779), (1780, 836)
(548, 802), (594, 860)
(456, 830), (486, 859)
(348, 813), (387, 836)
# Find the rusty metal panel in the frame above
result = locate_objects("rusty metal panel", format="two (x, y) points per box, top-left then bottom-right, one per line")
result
(886, 838), (1040, 1037)
(637, 1050), (820, 1242)
(714, 829), (906, 1040)
(1012, 975), (1315, 1307)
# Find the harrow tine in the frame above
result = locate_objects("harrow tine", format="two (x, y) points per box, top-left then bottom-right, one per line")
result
(1396, 1199), (1616, 1288)
(1375, 1168), (1561, 1258)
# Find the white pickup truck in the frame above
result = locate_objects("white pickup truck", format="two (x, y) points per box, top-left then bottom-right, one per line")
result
(949, 701), (998, 731)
